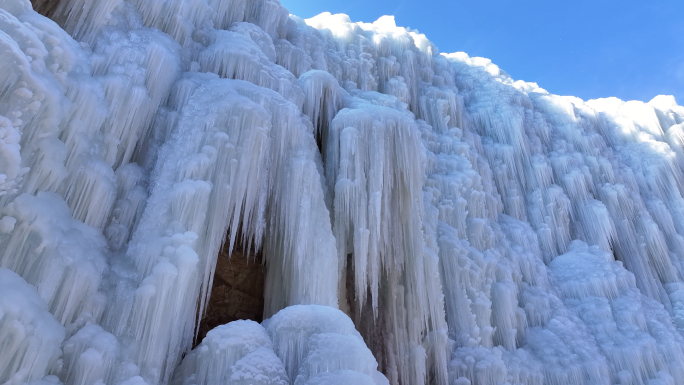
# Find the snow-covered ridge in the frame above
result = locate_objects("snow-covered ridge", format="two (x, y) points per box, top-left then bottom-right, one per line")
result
(1, 0), (684, 384)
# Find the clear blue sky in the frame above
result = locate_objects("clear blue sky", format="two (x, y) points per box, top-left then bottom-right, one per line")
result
(281, 0), (684, 104)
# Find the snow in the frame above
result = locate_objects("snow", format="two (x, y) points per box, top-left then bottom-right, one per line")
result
(2, 0), (684, 384)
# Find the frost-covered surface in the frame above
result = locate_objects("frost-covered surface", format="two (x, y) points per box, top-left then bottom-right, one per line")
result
(2, 0), (684, 384)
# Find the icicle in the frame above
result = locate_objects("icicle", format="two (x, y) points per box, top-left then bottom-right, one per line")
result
(61, 325), (119, 385)
(298, 70), (345, 141)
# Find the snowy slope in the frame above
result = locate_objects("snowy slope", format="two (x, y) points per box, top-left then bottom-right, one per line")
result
(1, 0), (684, 384)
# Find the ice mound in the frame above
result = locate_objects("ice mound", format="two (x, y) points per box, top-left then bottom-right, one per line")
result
(173, 320), (288, 385)
(173, 306), (388, 385)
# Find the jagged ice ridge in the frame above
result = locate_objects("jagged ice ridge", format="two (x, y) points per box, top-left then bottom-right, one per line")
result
(1, 0), (684, 384)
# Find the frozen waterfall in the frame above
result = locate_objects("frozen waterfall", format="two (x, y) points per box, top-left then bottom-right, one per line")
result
(2, 0), (684, 384)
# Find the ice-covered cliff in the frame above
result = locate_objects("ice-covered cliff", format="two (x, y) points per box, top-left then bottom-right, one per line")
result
(2, 0), (684, 384)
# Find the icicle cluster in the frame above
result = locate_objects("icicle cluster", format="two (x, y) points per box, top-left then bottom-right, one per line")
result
(2, 0), (684, 384)
(0, 269), (64, 385)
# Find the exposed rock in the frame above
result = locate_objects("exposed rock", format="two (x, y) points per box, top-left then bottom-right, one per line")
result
(197, 246), (265, 343)
(30, 0), (59, 17)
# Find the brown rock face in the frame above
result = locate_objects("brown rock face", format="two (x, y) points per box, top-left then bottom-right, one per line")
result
(30, 0), (60, 17)
(197, 246), (265, 343)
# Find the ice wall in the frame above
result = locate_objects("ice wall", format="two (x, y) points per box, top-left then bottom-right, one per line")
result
(2, 0), (684, 384)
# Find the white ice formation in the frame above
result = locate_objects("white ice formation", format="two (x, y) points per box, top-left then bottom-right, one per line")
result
(1, 0), (684, 384)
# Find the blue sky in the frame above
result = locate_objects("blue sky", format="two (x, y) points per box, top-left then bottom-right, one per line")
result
(280, 0), (684, 104)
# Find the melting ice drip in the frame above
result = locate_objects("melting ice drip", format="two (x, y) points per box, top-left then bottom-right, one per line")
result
(1, 0), (684, 384)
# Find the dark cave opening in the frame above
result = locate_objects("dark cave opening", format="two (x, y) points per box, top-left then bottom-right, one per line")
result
(196, 240), (265, 344)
